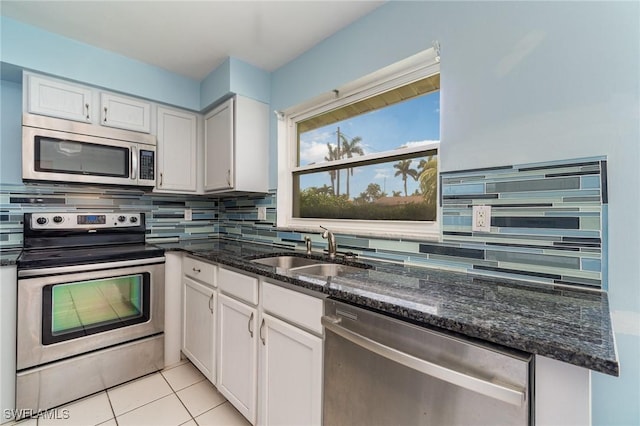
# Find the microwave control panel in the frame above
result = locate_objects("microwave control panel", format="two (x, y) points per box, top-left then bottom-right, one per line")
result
(139, 150), (155, 180)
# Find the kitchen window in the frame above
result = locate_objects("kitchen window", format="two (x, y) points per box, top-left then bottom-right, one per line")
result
(277, 48), (441, 239)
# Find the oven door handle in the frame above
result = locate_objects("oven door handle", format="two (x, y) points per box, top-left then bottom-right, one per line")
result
(321, 315), (526, 407)
(18, 256), (166, 278)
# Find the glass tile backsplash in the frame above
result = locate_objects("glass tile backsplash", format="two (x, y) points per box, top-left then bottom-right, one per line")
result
(1, 156), (607, 290)
(0, 183), (219, 247)
(217, 157), (607, 290)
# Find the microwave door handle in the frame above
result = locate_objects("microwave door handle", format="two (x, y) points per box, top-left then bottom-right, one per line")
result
(130, 146), (138, 180)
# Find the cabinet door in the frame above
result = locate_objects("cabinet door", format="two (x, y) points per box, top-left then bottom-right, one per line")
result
(0, 266), (17, 422)
(100, 93), (151, 133)
(217, 293), (257, 424)
(204, 98), (234, 191)
(183, 277), (216, 383)
(156, 107), (198, 192)
(259, 313), (322, 426)
(27, 74), (92, 123)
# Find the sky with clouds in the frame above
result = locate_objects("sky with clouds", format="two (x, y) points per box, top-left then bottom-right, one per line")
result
(298, 90), (440, 197)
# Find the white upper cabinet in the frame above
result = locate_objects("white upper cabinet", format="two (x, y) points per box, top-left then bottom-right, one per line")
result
(204, 96), (269, 194)
(27, 74), (93, 123)
(156, 107), (198, 192)
(100, 93), (152, 133)
(25, 73), (152, 133)
(204, 98), (234, 191)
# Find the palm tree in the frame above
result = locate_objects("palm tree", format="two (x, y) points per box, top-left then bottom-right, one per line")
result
(393, 159), (419, 197)
(339, 134), (364, 199)
(357, 183), (386, 203)
(418, 156), (438, 205)
(324, 143), (338, 196)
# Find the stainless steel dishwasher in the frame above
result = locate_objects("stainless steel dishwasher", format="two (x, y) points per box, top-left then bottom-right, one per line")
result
(322, 299), (532, 426)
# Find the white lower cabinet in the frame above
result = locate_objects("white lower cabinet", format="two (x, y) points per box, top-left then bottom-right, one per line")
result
(183, 277), (216, 383)
(181, 262), (323, 426)
(217, 292), (258, 424)
(182, 257), (217, 383)
(0, 265), (17, 424)
(258, 312), (323, 426)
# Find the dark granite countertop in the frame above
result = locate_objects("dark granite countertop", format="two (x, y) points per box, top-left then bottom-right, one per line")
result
(159, 238), (619, 376)
(0, 249), (21, 266)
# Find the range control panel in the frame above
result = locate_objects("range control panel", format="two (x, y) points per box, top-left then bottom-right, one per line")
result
(30, 213), (142, 229)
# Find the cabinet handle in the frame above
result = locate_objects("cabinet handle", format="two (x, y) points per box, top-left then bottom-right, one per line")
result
(226, 169), (231, 186)
(208, 294), (214, 314)
(104, 106), (108, 123)
(85, 103), (90, 120)
(192, 267), (201, 273)
(160, 173), (163, 186)
(260, 318), (266, 345)
(248, 312), (254, 337)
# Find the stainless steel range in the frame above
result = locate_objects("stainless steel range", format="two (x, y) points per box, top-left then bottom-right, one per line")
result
(16, 212), (165, 412)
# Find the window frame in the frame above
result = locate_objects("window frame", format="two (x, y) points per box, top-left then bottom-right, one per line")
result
(277, 48), (441, 241)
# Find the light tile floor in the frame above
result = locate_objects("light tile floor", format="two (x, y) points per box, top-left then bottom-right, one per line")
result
(8, 359), (250, 426)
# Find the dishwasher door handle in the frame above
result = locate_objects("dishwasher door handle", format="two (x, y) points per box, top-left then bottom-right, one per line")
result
(321, 315), (526, 407)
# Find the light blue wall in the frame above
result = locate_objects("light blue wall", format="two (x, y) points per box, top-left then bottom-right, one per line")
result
(200, 57), (271, 111)
(229, 57), (271, 105)
(200, 58), (232, 111)
(270, 2), (639, 424)
(0, 79), (22, 184)
(1, 16), (272, 113)
(0, 16), (201, 110)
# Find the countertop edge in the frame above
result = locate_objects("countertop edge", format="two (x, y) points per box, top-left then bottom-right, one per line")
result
(158, 243), (621, 376)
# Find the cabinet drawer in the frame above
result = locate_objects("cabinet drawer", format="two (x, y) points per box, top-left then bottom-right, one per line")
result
(263, 282), (323, 335)
(183, 256), (216, 286)
(218, 267), (258, 305)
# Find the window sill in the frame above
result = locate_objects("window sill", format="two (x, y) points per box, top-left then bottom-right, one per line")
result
(276, 219), (441, 243)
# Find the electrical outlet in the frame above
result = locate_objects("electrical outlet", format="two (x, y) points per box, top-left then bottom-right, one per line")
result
(257, 207), (267, 221)
(184, 208), (192, 221)
(472, 205), (491, 232)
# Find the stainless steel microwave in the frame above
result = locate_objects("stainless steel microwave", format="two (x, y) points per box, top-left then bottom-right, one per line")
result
(22, 113), (156, 187)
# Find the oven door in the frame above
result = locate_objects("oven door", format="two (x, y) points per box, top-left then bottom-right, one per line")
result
(17, 258), (164, 370)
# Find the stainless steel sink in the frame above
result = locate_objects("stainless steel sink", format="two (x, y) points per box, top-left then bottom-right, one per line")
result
(251, 255), (367, 277)
(289, 263), (365, 277)
(251, 256), (322, 269)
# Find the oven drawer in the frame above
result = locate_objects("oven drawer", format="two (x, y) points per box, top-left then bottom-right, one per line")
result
(183, 256), (216, 286)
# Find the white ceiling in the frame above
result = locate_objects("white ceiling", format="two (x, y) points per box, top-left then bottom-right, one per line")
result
(1, 1), (384, 80)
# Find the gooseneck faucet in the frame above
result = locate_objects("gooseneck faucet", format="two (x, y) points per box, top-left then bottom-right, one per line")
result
(320, 226), (337, 259)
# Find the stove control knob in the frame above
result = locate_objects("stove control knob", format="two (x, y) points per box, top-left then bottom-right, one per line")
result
(118, 216), (127, 223)
(53, 216), (63, 223)
(36, 217), (48, 225)
(130, 216), (138, 223)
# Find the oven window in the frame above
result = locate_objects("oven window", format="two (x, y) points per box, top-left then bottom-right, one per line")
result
(35, 136), (130, 178)
(42, 273), (150, 345)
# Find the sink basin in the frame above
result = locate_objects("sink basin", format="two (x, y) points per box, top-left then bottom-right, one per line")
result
(289, 263), (365, 277)
(251, 256), (322, 269)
